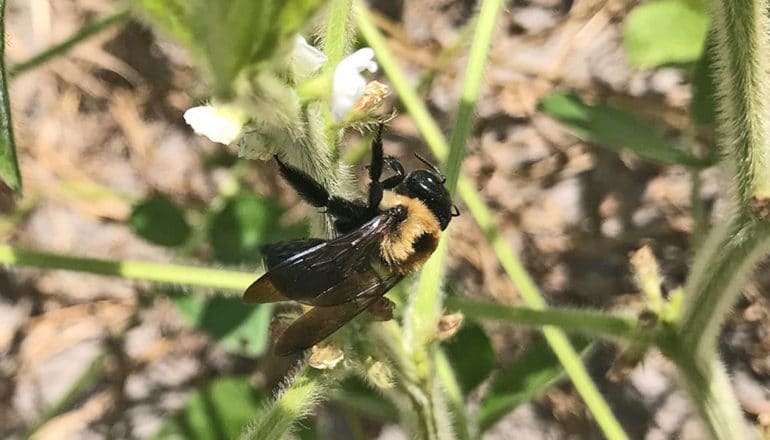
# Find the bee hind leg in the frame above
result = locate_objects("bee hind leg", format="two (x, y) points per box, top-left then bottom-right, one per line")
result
(274, 156), (371, 234)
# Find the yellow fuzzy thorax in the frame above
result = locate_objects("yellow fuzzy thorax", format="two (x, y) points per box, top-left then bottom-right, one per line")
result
(378, 191), (442, 274)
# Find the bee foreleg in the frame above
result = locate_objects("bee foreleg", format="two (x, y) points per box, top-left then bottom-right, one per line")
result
(381, 156), (405, 189)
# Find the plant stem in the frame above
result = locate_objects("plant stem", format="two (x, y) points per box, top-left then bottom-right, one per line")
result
(0, 245), (254, 292)
(354, 5), (449, 159)
(409, 0), (504, 348)
(435, 349), (472, 440)
(0, 0), (21, 194)
(445, 297), (637, 341)
(660, 336), (747, 439)
(677, 216), (770, 357)
(323, 0), (354, 68)
(710, 0), (770, 218)
(21, 353), (109, 439)
(458, 182), (629, 440)
(356, 8), (629, 439)
(321, 0), (354, 158)
(8, 8), (131, 78)
(239, 366), (328, 440)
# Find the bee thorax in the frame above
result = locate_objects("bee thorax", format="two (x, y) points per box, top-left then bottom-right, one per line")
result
(378, 192), (441, 273)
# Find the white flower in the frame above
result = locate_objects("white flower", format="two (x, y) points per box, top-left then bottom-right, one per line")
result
(183, 104), (248, 145)
(292, 35), (327, 79)
(332, 48), (378, 122)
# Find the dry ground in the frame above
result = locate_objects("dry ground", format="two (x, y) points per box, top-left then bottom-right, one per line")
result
(2, 0), (770, 439)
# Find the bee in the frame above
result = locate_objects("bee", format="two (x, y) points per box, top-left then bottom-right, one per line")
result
(243, 125), (457, 356)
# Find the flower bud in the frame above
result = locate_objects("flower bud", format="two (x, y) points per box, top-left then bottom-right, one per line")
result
(366, 359), (394, 389)
(436, 313), (464, 341)
(308, 343), (345, 370)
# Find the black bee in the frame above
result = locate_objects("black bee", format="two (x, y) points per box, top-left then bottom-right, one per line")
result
(243, 125), (457, 356)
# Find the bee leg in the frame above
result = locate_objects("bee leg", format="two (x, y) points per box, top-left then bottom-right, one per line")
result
(275, 156), (370, 233)
(367, 124), (386, 211)
(275, 156), (331, 208)
(381, 156), (405, 189)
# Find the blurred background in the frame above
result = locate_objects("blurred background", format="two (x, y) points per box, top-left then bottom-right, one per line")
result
(1, 0), (769, 439)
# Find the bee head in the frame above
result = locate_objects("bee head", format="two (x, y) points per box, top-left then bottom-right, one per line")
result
(398, 169), (453, 230)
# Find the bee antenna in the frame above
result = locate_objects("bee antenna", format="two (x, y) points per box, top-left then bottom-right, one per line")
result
(414, 153), (445, 182)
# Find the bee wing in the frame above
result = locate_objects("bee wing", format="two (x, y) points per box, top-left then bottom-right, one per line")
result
(261, 238), (327, 270)
(243, 213), (399, 306)
(273, 273), (403, 356)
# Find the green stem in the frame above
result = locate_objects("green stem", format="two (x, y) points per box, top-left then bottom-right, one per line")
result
(445, 297), (637, 341)
(21, 353), (109, 439)
(458, 183), (629, 440)
(239, 366), (328, 440)
(435, 349), (472, 440)
(354, 5), (449, 159)
(409, 0), (504, 349)
(677, 216), (770, 357)
(321, 0), (354, 158)
(323, 0), (354, 68)
(8, 8), (131, 78)
(356, 8), (628, 439)
(417, 17), (477, 94)
(710, 0), (770, 218)
(660, 336), (747, 439)
(0, 0), (21, 194)
(690, 168), (705, 247)
(0, 245), (254, 292)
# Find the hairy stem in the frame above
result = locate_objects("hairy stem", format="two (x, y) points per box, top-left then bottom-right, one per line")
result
(321, 0), (354, 158)
(677, 216), (770, 357)
(711, 0), (770, 218)
(239, 366), (328, 440)
(660, 335), (747, 439)
(435, 349), (472, 440)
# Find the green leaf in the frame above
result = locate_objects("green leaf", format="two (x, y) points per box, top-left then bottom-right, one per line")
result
(137, 0), (326, 97)
(193, 0), (274, 96)
(133, 0), (194, 47)
(208, 192), (305, 264)
(153, 376), (267, 440)
(0, 0), (21, 194)
(477, 337), (592, 432)
(539, 92), (711, 167)
(623, 0), (709, 68)
(174, 293), (272, 357)
(443, 321), (496, 395)
(276, 0), (325, 37)
(129, 196), (192, 247)
(208, 193), (278, 264)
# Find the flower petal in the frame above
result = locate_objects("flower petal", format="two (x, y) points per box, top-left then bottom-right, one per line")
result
(331, 48), (379, 123)
(183, 105), (246, 145)
(292, 35), (327, 79)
